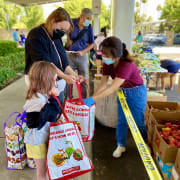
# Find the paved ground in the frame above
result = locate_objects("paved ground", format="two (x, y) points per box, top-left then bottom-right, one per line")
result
(92, 85), (180, 180)
(0, 77), (92, 180)
(1, 65), (180, 180)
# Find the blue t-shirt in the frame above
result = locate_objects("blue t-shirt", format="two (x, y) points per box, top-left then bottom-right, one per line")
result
(161, 59), (180, 73)
(13, 31), (18, 41)
(69, 18), (94, 51)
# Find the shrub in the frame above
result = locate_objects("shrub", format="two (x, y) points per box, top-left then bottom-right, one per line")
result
(0, 51), (25, 68)
(14, 64), (25, 72)
(0, 68), (17, 87)
(0, 40), (17, 56)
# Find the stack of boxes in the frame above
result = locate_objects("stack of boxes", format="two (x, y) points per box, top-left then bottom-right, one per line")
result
(145, 101), (180, 180)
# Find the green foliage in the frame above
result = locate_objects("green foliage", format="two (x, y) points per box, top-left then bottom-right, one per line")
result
(136, 2), (140, 7)
(99, 3), (111, 29)
(62, 0), (110, 29)
(160, 0), (180, 33)
(157, 4), (163, 11)
(0, 0), (22, 29)
(21, 5), (44, 30)
(0, 40), (17, 56)
(63, 0), (91, 18)
(14, 64), (25, 72)
(0, 52), (25, 88)
(134, 0), (152, 25)
(0, 51), (25, 68)
(0, 68), (17, 87)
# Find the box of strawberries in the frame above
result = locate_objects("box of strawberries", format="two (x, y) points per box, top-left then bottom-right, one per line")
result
(145, 101), (180, 126)
(153, 123), (180, 163)
(147, 111), (180, 144)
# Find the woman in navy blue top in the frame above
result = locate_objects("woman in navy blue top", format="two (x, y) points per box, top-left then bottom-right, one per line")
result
(25, 7), (83, 103)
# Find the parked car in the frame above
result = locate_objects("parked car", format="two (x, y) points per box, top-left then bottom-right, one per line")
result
(150, 34), (166, 44)
(174, 34), (180, 44)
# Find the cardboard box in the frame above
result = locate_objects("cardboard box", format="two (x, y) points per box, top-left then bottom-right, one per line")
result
(146, 75), (161, 88)
(175, 149), (180, 176)
(147, 111), (180, 143)
(153, 125), (178, 163)
(147, 91), (167, 102)
(145, 101), (180, 125)
(170, 167), (180, 180)
(154, 152), (174, 180)
(156, 153), (174, 180)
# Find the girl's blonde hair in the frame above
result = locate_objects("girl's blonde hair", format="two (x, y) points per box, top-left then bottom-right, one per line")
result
(26, 61), (57, 99)
(44, 7), (73, 35)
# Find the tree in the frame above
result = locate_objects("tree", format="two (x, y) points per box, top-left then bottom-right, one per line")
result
(62, 0), (111, 29)
(99, 3), (111, 29)
(21, 5), (44, 30)
(160, 0), (180, 33)
(63, 0), (91, 18)
(0, 0), (22, 29)
(134, 0), (154, 34)
(157, 4), (163, 11)
(136, 1), (140, 8)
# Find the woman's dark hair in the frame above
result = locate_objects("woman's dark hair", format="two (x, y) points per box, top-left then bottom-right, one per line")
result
(100, 36), (134, 62)
(100, 27), (107, 37)
(138, 31), (141, 36)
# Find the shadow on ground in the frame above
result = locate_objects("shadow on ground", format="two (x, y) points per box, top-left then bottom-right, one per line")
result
(92, 120), (149, 180)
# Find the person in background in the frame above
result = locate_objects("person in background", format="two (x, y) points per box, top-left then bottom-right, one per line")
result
(160, 59), (180, 92)
(83, 36), (147, 158)
(25, 7), (83, 105)
(12, 29), (19, 44)
(136, 31), (143, 43)
(94, 27), (107, 74)
(19, 32), (26, 47)
(24, 61), (61, 180)
(66, 8), (94, 98)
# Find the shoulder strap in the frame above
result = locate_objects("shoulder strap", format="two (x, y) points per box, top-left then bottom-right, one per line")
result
(72, 27), (89, 43)
(41, 26), (63, 69)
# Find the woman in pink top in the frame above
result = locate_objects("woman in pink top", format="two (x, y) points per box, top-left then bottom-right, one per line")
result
(83, 36), (147, 158)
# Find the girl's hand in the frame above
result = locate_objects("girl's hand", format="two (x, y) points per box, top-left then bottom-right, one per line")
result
(78, 75), (85, 83)
(51, 87), (60, 96)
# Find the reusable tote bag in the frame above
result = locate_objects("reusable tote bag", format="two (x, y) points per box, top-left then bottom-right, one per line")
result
(64, 82), (96, 142)
(4, 111), (27, 170)
(47, 94), (93, 180)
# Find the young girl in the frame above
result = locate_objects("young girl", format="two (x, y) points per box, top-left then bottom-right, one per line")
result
(24, 61), (61, 180)
(83, 36), (147, 158)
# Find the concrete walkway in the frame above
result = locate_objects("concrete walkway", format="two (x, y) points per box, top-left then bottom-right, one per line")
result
(0, 77), (92, 180)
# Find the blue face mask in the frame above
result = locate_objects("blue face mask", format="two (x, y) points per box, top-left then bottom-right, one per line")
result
(102, 57), (114, 65)
(83, 19), (90, 27)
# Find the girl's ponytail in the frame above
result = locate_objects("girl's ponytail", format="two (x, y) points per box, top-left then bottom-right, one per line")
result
(122, 43), (135, 62)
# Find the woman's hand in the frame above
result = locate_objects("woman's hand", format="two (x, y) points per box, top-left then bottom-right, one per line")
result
(64, 74), (76, 84)
(77, 50), (85, 56)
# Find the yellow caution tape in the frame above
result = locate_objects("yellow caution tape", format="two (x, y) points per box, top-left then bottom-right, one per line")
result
(89, 57), (102, 68)
(117, 89), (162, 180)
